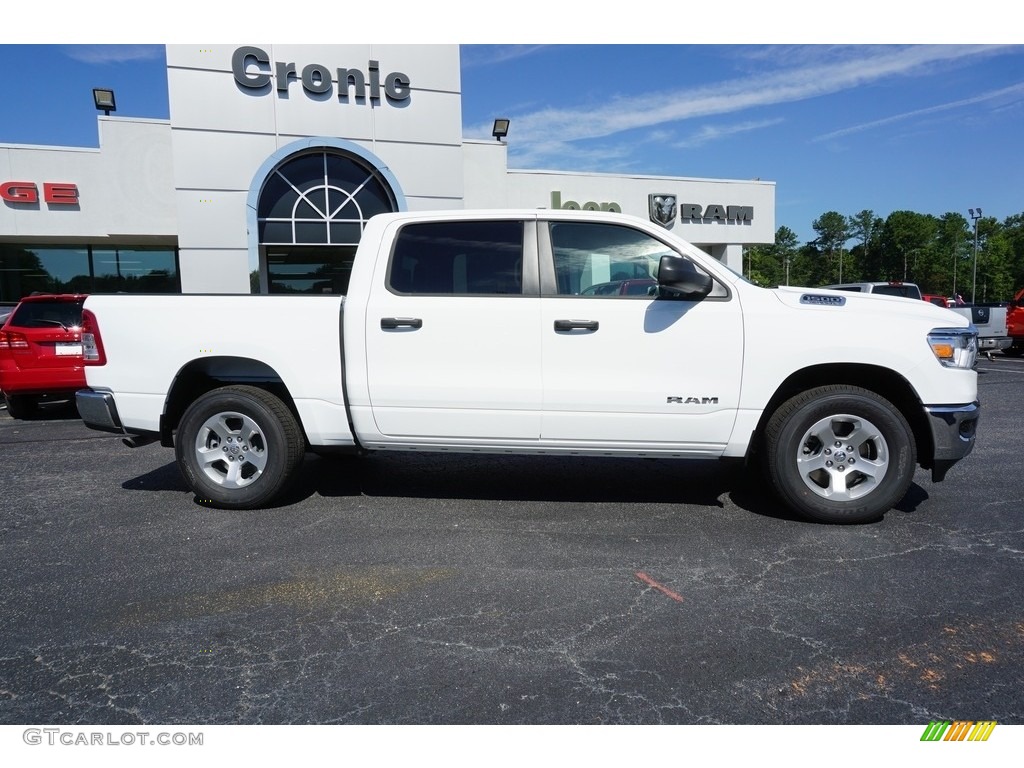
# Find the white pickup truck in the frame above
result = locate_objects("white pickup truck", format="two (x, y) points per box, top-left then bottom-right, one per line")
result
(75, 209), (980, 524)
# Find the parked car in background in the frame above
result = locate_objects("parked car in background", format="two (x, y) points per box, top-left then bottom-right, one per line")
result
(0, 294), (87, 419)
(819, 281), (1009, 354)
(946, 302), (1011, 357)
(823, 281), (924, 301)
(922, 294), (954, 308)
(1006, 287), (1024, 357)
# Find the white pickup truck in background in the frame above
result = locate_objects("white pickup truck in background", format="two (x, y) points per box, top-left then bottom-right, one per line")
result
(825, 280), (1011, 355)
(949, 304), (1011, 357)
(76, 210), (980, 524)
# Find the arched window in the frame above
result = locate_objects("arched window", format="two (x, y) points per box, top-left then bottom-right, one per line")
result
(257, 150), (398, 246)
(255, 148), (399, 294)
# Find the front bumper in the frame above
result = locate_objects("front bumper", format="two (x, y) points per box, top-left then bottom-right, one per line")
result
(925, 401), (980, 482)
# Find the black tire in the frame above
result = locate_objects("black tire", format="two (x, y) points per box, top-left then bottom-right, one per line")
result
(4, 394), (37, 420)
(174, 385), (305, 509)
(1003, 344), (1024, 358)
(764, 385), (915, 524)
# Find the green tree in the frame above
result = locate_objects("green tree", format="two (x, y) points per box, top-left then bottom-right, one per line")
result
(792, 240), (827, 287)
(846, 209), (881, 283)
(772, 225), (800, 286)
(999, 212), (1024, 290)
(782, 208), (1024, 302)
(812, 211), (851, 283)
(743, 225), (800, 287)
(878, 211), (937, 283)
(930, 213), (972, 299)
(974, 217), (1014, 302)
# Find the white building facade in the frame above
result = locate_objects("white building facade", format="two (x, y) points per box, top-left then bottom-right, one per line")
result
(0, 44), (775, 302)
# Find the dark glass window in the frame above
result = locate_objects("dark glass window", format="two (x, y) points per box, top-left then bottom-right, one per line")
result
(0, 246), (89, 299)
(265, 247), (357, 295)
(10, 298), (85, 328)
(257, 150), (397, 246)
(388, 221), (524, 295)
(0, 245), (180, 302)
(873, 285), (920, 299)
(91, 248), (180, 293)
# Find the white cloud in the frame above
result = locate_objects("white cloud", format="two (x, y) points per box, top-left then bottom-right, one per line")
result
(460, 45), (548, 68)
(674, 118), (785, 150)
(475, 44), (1014, 166)
(63, 45), (164, 64)
(812, 81), (1024, 142)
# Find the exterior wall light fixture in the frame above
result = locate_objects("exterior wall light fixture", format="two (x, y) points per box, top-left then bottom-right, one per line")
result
(93, 88), (116, 116)
(492, 118), (510, 142)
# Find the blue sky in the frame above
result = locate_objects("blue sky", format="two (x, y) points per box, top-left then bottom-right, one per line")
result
(3, 8), (1021, 246)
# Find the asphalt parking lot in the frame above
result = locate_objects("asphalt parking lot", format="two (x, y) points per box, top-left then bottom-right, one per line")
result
(1, 358), (1022, 727)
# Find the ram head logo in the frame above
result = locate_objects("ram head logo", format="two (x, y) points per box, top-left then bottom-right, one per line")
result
(649, 194), (677, 228)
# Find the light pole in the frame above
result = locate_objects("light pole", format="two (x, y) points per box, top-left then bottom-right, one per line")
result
(969, 207), (982, 304)
(951, 234), (957, 299)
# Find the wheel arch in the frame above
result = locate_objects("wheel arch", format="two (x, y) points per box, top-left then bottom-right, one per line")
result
(750, 363), (933, 470)
(159, 356), (305, 448)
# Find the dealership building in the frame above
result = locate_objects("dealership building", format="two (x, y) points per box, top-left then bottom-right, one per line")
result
(0, 45), (776, 302)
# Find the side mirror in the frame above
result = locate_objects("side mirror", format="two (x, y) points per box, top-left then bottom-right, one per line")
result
(656, 254), (713, 300)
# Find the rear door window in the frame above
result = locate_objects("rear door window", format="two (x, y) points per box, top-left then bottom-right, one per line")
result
(388, 220), (525, 295)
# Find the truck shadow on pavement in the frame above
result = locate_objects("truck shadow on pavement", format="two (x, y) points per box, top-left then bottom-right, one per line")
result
(301, 451), (931, 522)
(295, 453), (809, 522)
(123, 452), (929, 524)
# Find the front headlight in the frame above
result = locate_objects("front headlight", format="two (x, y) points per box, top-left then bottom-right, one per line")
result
(928, 327), (978, 369)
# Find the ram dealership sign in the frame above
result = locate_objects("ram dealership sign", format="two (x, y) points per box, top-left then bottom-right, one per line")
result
(549, 190), (754, 228)
(232, 46), (411, 104)
(649, 194), (754, 228)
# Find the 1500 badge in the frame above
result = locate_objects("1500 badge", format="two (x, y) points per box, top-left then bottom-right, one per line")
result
(800, 294), (846, 306)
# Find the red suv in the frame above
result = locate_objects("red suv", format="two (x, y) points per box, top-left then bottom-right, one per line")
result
(0, 294), (87, 419)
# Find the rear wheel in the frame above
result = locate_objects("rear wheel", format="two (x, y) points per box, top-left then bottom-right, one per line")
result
(4, 394), (37, 420)
(175, 386), (305, 509)
(765, 385), (915, 524)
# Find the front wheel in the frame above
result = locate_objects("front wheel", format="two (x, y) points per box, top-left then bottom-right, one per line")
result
(764, 385), (916, 524)
(175, 385), (305, 509)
